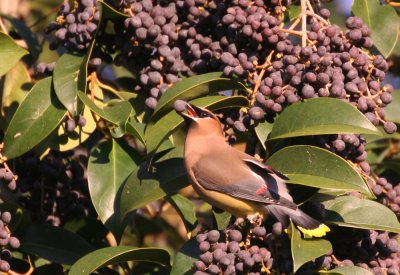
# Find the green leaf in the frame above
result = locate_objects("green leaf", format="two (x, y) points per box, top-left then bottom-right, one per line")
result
(145, 95), (249, 155)
(168, 194), (197, 232)
(77, 90), (132, 129)
(126, 119), (146, 146)
(50, 104), (97, 152)
(268, 98), (381, 140)
(63, 218), (109, 249)
(0, 32), (28, 77)
(0, 15), (40, 59)
(53, 54), (84, 116)
(20, 223), (94, 265)
(69, 246), (170, 275)
(290, 221), (332, 273)
(0, 61), (31, 130)
(352, 0), (398, 57)
(255, 120), (274, 151)
(88, 139), (142, 240)
(213, 210), (232, 230)
(99, 0), (128, 20)
(120, 155), (189, 219)
(384, 90), (400, 124)
(321, 196), (400, 233)
(170, 238), (199, 275)
(77, 42), (95, 95)
(3, 77), (67, 159)
(321, 266), (373, 275)
(266, 145), (373, 196)
(287, 4), (301, 21)
(151, 72), (247, 121)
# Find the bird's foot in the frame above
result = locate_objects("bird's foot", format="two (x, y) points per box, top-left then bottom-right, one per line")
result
(246, 212), (264, 226)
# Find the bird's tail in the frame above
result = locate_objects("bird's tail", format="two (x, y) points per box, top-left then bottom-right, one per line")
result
(266, 205), (330, 238)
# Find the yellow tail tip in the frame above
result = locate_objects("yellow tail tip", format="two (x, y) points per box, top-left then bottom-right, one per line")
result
(297, 224), (330, 238)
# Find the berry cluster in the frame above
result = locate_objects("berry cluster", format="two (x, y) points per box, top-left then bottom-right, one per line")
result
(249, 13), (396, 134)
(324, 228), (400, 275)
(15, 149), (94, 226)
(0, 211), (20, 273)
(110, 0), (189, 109)
(46, 0), (100, 52)
(47, 1), (397, 137)
(84, 0), (291, 110)
(194, 226), (275, 275)
(36, 62), (57, 75)
(0, 166), (17, 191)
(318, 134), (367, 164)
(65, 115), (87, 133)
(372, 178), (400, 215)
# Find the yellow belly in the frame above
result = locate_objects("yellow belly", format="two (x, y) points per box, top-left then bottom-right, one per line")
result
(190, 179), (264, 217)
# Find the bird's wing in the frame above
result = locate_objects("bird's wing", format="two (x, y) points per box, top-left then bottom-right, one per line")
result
(242, 158), (289, 180)
(192, 150), (297, 209)
(234, 150), (289, 180)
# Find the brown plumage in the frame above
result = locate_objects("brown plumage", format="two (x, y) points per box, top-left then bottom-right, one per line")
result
(177, 102), (330, 237)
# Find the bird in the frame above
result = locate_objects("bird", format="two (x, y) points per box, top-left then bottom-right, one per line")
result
(176, 101), (330, 237)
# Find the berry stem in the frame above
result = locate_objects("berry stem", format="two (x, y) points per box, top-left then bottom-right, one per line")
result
(305, 11), (329, 26)
(250, 51), (274, 105)
(301, 0), (307, 47)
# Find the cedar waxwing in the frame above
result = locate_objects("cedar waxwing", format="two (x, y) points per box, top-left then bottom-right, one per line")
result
(177, 102), (330, 237)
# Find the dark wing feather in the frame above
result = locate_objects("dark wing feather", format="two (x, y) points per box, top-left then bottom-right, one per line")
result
(192, 150), (297, 209)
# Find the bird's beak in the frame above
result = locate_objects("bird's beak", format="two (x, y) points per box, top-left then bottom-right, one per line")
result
(177, 103), (202, 122)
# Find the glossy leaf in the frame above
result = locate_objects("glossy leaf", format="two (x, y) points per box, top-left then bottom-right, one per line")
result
(77, 90), (132, 129)
(151, 72), (247, 121)
(69, 246), (170, 275)
(352, 0), (398, 57)
(20, 224), (94, 265)
(287, 4), (301, 21)
(88, 139), (142, 240)
(0, 61), (31, 130)
(0, 32), (28, 77)
(213, 210), (232, 230)
(63, 218), (109, 249)
(3, 77), (67, 159)
(53, 54), (84, 116)
(266, 145), (373, 196)
(168, 194), (197, 232)
(170, 238), (199, 275)
(290, 221), (332, 273)
(145, 95), (249, 155)
(322, 266), (373, 275)
(255, 120), (274, 151)
(322, 196), (400, 233)
(268, 98), (381, 140)
(384, 90), (400, 124)
(77, 42), (94, 95)
(126, 119), (146, 146)
(99, 0), (128, 20)
(120, 155), (189, 219)
(0, 15), (40, 59)
(51, 105), (97, 151)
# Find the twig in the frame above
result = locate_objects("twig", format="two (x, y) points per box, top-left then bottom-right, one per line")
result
(288, 16), (301, 31)
(280, 28), (303, 36)
(305, 11), (329, 25)
(250, 51), (274, 105)
(300, 0), (307, 47)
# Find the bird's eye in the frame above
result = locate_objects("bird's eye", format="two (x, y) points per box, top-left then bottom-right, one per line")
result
(201, 112), (209, 118)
